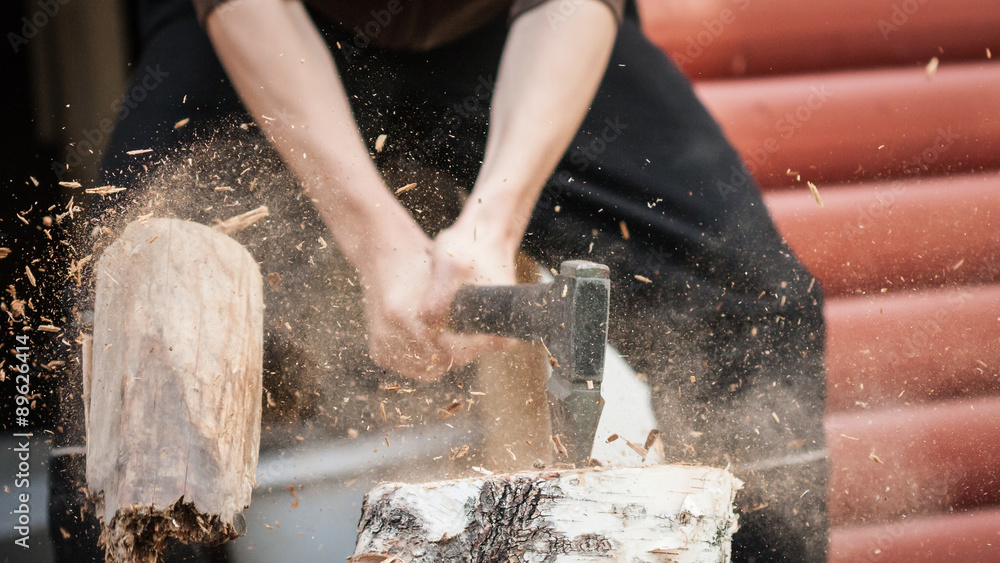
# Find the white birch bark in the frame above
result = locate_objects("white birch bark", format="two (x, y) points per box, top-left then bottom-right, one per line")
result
(352, 464), (741, 562)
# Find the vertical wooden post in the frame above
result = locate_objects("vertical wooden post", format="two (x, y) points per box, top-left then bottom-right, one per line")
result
(87, 218), (263, 562)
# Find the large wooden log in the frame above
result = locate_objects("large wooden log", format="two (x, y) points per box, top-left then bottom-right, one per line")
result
(352, 464), (741, 562)
(85, 218), (264, 562)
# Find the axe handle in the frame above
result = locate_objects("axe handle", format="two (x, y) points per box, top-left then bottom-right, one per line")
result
(448, 282), (553, 341)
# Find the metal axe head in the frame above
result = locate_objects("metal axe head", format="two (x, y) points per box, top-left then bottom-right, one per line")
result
(449, 260), (610, 465)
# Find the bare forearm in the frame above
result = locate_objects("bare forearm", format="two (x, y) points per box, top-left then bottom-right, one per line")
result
(205, 0), (423, 278)
(455, 1), (617, 253)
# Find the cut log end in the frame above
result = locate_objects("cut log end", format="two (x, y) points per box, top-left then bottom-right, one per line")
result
(97, 498), (245, 563)
(352, 464), (742, 562)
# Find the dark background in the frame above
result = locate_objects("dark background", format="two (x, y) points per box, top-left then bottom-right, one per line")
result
(1, 0), (136, 432)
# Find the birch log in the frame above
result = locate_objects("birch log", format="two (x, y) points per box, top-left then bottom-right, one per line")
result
(86, 218), (263, 562)
(352, 464), (741, 562)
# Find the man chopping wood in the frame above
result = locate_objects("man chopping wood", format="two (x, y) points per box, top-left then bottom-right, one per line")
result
(58, 0), (828, 560)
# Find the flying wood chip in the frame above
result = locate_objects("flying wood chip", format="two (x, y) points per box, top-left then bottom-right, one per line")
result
(644, 429), (661, 450)
(394, 182), (417, 195)
(551, 434), (569, 458)
(439, 399), (462, 419)
(807, 181), (824, 208)
(925, 57), (939, 80)
(214, 205), (270, 235)
(85, 186), (126, 196)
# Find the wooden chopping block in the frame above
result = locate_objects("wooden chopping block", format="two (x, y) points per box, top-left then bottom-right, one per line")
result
(351, 464), (742, 562)
(85, 217), (264, 562)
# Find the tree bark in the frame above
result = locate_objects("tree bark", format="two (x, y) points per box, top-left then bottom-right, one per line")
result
(86, 218), (263, 562)
(352, 464), (741, 562)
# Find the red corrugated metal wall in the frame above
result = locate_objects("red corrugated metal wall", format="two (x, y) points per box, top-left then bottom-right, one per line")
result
(637, 0), (1000, 559)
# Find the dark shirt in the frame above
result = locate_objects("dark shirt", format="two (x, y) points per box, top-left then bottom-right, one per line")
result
(193, 0), (625, 50)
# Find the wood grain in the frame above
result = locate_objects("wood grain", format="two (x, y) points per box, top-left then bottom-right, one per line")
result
(87, 218), (263, 562)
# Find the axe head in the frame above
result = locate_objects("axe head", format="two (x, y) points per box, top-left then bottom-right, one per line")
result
(449, 260), (611, 465)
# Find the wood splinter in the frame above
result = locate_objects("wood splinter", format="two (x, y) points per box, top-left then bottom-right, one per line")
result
(213, 205), (270, 235)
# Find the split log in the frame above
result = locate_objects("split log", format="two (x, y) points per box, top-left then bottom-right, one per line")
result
(472, 252), (553, 472)
(352, 464), (742, 562)
(86, 218), (263, 562)
(473, 342), (552, 471)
